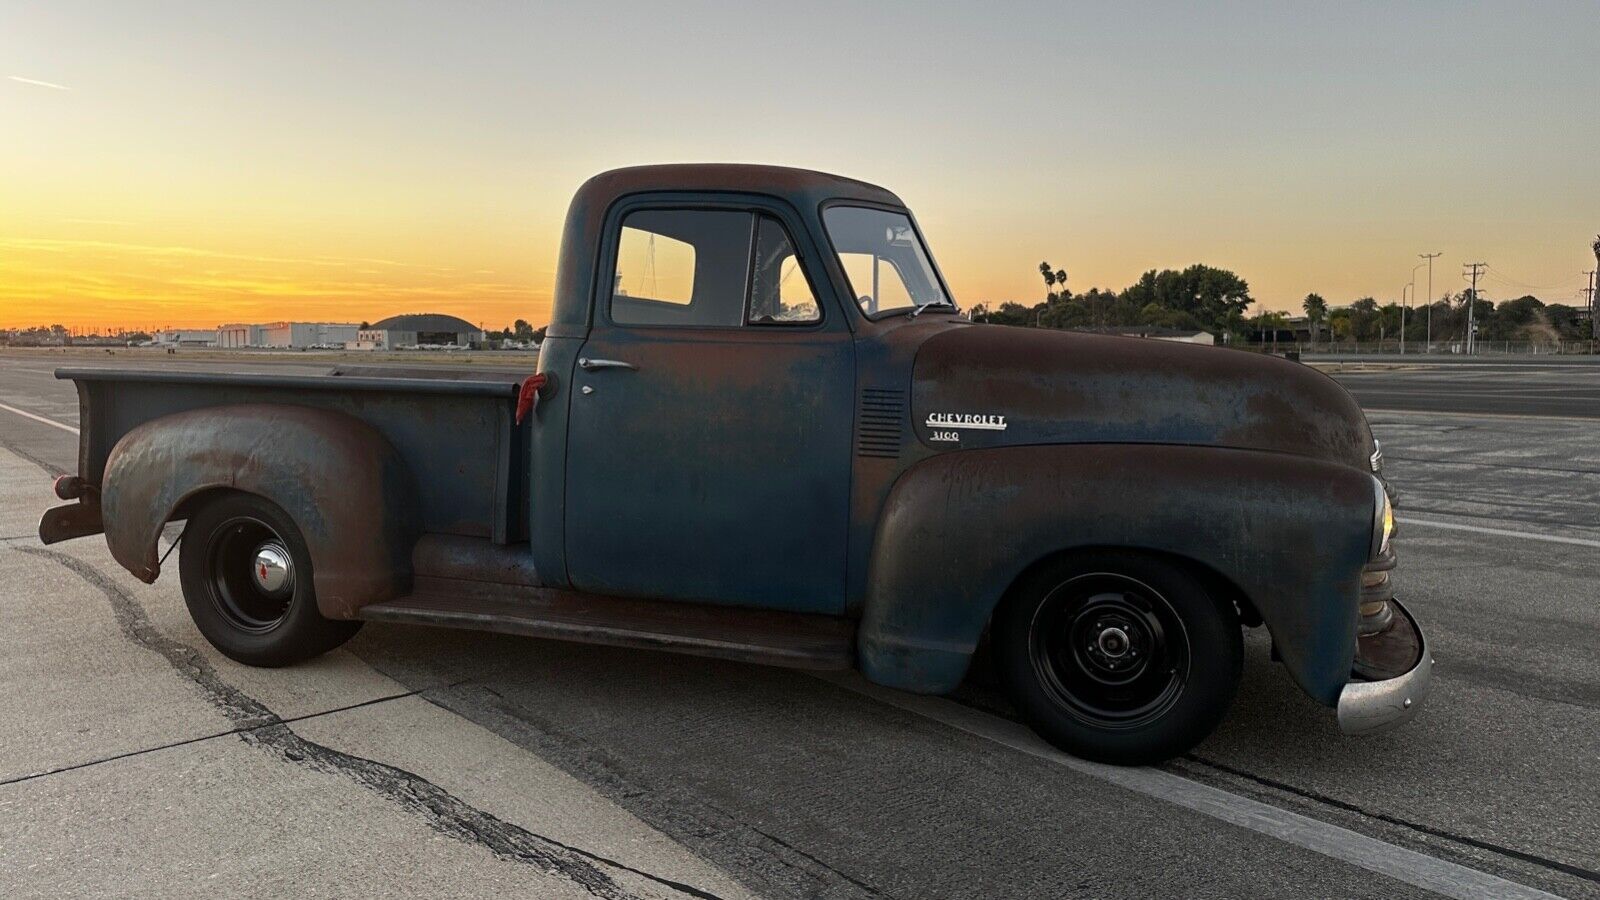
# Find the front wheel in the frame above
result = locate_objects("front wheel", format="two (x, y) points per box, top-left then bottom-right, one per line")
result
(178, 492), (361, 667)
(992, 551), (1240, 765)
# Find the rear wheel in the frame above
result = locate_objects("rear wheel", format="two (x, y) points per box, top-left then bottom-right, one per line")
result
(178, 492), (360, 666)
(992, 551), (1240, 765)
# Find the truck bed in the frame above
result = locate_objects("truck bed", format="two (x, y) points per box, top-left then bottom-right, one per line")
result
(60, 366), (532, 543)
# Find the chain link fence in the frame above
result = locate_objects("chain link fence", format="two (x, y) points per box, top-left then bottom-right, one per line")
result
(1262, 340), (1599, 356)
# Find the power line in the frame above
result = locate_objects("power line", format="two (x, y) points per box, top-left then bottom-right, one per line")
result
(1481, 265), (1587, 292)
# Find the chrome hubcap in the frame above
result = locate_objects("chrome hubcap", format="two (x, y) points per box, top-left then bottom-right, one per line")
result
(251, 542), (293, 597)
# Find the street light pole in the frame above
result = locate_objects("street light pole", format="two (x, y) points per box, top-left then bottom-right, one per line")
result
(1402, 263), (1425, 355)
(1420, 252), (1442, 352)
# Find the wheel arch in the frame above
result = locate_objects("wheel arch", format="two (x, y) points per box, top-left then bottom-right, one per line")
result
(101, 403), (419, 618)
(989, 544), (1259, 634)
(857, 443), (1373, 705)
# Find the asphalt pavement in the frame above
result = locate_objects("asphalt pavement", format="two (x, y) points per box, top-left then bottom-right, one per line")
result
(1318, 355), (1600, 419)
(1, 348), (1596, 899)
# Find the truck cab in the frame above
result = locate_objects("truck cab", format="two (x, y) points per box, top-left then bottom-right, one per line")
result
(40, 164), (1429, 764)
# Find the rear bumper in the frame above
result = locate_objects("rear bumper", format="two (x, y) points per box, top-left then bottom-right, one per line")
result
(1336, 596), (1431, 736)
(39, 476), (104, 545)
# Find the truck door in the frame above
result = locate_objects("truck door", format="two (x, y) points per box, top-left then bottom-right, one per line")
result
(565, 202), (855, 614)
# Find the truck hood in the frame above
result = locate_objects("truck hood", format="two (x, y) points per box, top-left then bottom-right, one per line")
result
(910, 325), (1375, 470)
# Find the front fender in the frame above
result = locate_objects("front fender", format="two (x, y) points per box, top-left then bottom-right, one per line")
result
(100, 404), (418, 619)
(858, 444), (1375, 705)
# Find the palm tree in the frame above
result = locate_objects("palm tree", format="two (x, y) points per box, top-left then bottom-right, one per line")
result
(1302, 293), (1328, 349)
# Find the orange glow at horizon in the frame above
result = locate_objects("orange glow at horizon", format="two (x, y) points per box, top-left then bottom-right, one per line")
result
(0, 232), (554, 331)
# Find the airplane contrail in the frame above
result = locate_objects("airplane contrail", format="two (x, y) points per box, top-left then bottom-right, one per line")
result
(9, 75), (72, 90)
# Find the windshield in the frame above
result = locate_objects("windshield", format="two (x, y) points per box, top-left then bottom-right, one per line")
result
(822, 206), (954, 317)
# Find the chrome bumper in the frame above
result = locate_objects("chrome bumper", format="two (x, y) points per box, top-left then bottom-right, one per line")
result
(1336, 596), (1431, 736)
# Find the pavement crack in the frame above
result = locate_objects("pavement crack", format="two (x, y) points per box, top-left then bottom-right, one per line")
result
(1182, 753), (1600, 885)
(743, 825), (889, 898)
(0, 689), (421, 787)
(16, 545), (720, 900)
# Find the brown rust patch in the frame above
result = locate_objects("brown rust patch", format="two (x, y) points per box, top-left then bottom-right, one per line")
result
(99, 404), (417, 618)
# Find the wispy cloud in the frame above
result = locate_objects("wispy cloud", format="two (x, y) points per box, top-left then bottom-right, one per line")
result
(9, 75), (71, 91)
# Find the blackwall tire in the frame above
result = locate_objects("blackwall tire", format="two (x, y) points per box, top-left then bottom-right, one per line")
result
(992, 550), (1241, 765)
(178, 492), (361, 667)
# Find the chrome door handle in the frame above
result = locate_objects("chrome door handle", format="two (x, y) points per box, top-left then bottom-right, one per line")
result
(578, 357), (637, 371)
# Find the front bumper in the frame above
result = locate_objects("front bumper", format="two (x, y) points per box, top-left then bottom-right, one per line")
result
(1336, 596), (1431, 736)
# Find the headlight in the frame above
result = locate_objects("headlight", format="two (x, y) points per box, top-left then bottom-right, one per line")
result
(1372, 477), (1395, 557)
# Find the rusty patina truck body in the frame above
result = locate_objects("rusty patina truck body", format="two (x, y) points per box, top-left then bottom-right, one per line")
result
(40, 164), (1428, 763)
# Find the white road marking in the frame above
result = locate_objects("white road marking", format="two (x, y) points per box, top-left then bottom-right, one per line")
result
(0, 401), (79, 434)
(1399, 516), (1600, 549)
(818, 673), (1562, 900)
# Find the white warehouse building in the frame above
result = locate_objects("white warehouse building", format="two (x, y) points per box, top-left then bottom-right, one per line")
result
(215, 321), (358, 349)
(261, 321), (360, 348)
(216, 323), (265, 348)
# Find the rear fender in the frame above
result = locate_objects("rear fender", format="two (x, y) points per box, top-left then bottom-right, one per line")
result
(858, 444), (1375, 705)
(99, 404), (418, 618)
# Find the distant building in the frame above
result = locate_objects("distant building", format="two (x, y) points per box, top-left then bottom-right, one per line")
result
(260, 322), (360, 349)
(1071, 326), (1215, 345)
(350, 313), (482, 350)
(216, 323), (266, 348)
(155, 329), (217, 347)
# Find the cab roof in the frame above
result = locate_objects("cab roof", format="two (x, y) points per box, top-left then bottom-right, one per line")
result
(573, 163), (904, 211)
(549, 164), (906, 333)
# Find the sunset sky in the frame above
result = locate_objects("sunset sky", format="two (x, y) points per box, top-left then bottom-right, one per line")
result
(4, 1), (1597, 331)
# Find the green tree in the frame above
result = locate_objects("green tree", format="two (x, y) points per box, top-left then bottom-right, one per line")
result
(1348, 298), (1379, 342)
(974, 302), (1037, 327)
(1121, 265), (1252, 337)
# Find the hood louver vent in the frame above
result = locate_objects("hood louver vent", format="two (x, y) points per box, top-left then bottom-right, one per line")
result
(857, 388), (905, 458)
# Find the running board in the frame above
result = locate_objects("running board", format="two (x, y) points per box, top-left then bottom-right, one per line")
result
(357, 576), (855, 670)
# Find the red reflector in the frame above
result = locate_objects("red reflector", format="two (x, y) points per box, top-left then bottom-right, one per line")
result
(515, 373), (548, 425)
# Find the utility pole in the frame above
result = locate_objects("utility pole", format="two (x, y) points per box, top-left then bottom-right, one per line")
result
(1592, 233), (1600, 345)
(1463, 262), (1486, 354)
(1584, 270), (1597, 342)
(1420, 252), (1441, 352)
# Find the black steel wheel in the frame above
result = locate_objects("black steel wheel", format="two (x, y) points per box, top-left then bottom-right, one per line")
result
(993, 551), (1240, 765)
(179, 492), (360, 666)
(203, 515), (295, 634)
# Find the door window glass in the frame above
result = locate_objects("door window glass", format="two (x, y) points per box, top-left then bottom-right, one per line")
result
(749, 215), (821, 324)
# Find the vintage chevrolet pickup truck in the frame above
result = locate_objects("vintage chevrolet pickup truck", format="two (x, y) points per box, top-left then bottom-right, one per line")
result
(39, 164), (1428, 763)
